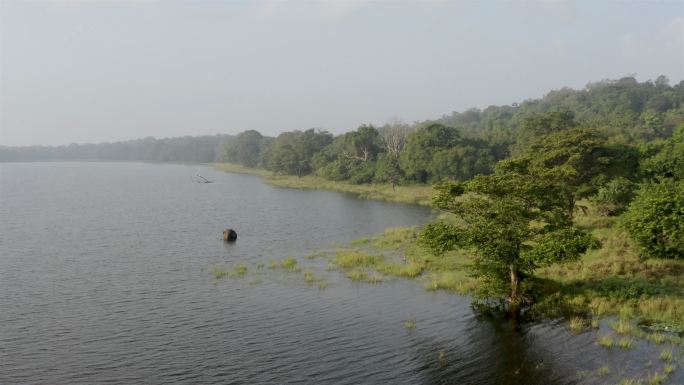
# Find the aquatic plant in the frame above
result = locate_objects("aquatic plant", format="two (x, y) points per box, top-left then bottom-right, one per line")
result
(597, 334), (614, 348)
(660, 348), (674, 362)
(231, 264), (248, 277)
(597, 365), (610, 376)
(404, 317), (416, 329)
(617, 337), (634, 349)
(610, 319), (635, 335)
(438, 351), (446, 368)
(648, 333), (667, 344)
(346, 269), (383, 283)
(647, 371), (665, 385)
(569, 316), (588, 332)
(664, 363), (676, 374)
(333, 250), (383, 269)
(281, 256), (298, 271)
(616, 379), (641, 385)
(303, 270), (315, 284)
(212, 265), (229, 279)
(303, 270), (329, 289)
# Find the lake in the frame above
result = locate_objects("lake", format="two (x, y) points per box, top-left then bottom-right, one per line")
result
(0, 162), (671, 384)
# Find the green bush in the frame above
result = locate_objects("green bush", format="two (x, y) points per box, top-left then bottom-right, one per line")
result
(597, 277), (662, 299)
(620, 179), (684, 259)
(593, 177), (638, 215)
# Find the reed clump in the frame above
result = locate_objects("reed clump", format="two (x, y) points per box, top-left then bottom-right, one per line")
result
(231, 263), (248, 277)
(346, 269), (384, 283)
(281, 256), (299, 271)
(212, 265), (229, 279)
(569, 316), (588, 332)
(647, 371), (665, 385)
(303, 270), (330, 289)
(597, 334), (615, 348)
(618, 337), (634, 349)
(660, 349), (674, 362)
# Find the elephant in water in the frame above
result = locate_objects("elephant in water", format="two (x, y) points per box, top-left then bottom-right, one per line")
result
(223, 228), (237, 242)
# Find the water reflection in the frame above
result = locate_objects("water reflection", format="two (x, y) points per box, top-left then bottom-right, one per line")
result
(408, 309), (564, 385)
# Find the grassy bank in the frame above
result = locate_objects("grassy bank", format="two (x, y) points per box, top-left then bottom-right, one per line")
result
(535, 210), (684, 327)
(213, 163), (435, 206)
(320, 211), (684, 329)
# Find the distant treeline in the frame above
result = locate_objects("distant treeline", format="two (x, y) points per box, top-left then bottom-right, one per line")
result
(216, 76), (684, 185)
(0, 135), (232, 163)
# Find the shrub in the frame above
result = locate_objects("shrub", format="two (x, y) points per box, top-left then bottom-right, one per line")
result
(620, 180), (684, 259)
(593, 177), (637, 215)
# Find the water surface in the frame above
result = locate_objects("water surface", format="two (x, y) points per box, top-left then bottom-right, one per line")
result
(0, 162), (676, 384)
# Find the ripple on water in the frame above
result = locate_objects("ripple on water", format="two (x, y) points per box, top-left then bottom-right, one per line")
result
(1, 162), (680, 385)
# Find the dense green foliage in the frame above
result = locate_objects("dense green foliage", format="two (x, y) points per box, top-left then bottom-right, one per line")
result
(215, 130), (266, 168)
(639, 124), (684, 180)
(211, 76), (682, 187)
(436, 76), (683, 144)
(420, 168), (596, 311)
(592, 177), (638, 215)
(620, 180), (684, 259)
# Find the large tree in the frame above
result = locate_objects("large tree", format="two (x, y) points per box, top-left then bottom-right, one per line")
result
(400, 123), (461, 183)
(500, 127), (618, 219)
(268, 129), (333, 176)
(420, 168), (595, 315)
(217, 130), (265, 167)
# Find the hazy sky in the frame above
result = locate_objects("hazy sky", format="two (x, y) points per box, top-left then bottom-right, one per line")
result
(1, 0), (683, 146)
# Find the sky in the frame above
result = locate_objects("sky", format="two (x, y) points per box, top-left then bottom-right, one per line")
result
(1, 0), (683, 146)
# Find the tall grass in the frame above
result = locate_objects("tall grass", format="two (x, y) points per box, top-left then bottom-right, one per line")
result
(536, 204), (684, 327)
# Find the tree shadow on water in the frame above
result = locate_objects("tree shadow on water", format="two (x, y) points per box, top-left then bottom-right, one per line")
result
(408, 307), (568, 385)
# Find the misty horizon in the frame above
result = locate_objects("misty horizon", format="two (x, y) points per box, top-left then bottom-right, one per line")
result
(0, 73), (679, 149)
(2, 0), (683, 147)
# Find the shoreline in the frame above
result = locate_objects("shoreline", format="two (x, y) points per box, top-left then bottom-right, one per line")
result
(212, 163), (435, 206)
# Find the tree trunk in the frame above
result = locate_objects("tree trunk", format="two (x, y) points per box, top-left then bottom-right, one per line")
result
(568, 195), (575, 221)
(508, 263), (521, 317)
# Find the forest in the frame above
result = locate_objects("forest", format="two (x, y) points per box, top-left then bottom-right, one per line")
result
(215, 76), (682, 185)
(215, 75), (684, 316)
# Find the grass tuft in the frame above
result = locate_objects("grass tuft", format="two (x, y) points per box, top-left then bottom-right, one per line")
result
(660, 349), (674, 362)
(648, 333), (667, 344)
(212, 265), (229, 279)
(647, 371), (665, 385)
(281, 256), (299, 271)
(569, 316), (588, 332)
(230, 264), (248, 277)
(597, 334), (614, 348)
(618, 337), (634, 349)
(346, 269), (384, 283)
(610, 319), (635, 335)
